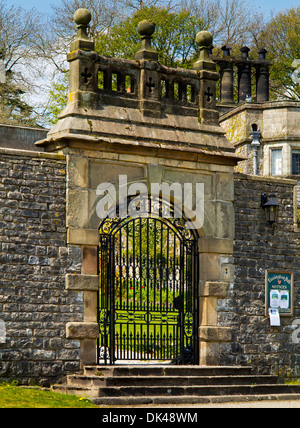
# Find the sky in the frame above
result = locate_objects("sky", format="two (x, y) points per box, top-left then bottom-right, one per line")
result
(4, 0), (300, 17)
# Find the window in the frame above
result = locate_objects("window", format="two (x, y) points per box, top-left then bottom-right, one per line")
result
(292, 151), (300, 175)
(271, 149), (282, 176)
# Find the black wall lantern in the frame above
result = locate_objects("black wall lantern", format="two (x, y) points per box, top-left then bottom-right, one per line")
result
(261, 193), (279, 225)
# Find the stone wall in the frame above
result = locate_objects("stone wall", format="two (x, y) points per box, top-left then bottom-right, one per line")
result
(219, 173), (300, 377)
(2, 147), (300, 382)
(0, 149), (83, 386)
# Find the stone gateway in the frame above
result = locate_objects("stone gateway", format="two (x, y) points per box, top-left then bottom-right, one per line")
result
(0, 9), (300, 388)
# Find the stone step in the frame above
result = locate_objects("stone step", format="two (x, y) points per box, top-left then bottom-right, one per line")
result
(96, 383), (300, 398)
(92, 393), (300, 406)
(51, 384), (100, 398)
(51, 364), (300, 406)
(67, 374), (278, 388)
(83, 365), (253, 378)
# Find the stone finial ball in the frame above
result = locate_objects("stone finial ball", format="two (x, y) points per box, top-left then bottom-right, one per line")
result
(137, 20), (156, 37)
(74, 8), (92, 26)
(196, 30), (213, 47)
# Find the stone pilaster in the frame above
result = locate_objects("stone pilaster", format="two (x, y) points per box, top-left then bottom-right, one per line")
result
(193, 31), (219, 125)
(66, 273), (99, 365)
(199, 280), (232, 365)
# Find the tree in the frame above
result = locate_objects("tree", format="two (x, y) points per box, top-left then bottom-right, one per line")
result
(95, 0), (264, 65)
(0, 73), (35, 126)
(50, 0), (123, 48)
(258, 7), (300, 100)
(96, 5), (204, 68)
(44, 0), (269, 123)
(180, 0), (265, 48)
(0, 0), (44, 126)
(45, 72), (69, 125)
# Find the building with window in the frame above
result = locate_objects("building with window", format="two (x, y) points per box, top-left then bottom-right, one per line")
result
(219, 95), (300, 203)
(215, 46), (300, 203)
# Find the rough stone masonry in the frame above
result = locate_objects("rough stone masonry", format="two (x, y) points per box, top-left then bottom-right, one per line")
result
(1, 8), (300, 385)
(221, 174), (300, 376)
(0, 148), (82, 386)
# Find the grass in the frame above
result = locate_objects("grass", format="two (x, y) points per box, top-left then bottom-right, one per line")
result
(285, 379), (300, 385)
(0, 383), (98, 408)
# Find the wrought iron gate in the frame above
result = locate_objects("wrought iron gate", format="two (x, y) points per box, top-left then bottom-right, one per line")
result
(98, 196), (199, 364)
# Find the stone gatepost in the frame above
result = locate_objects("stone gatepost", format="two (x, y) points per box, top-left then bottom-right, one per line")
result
(37, 9), (241, 367)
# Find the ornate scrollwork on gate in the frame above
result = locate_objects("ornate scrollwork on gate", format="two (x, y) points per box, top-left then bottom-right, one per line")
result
(184, 312), (194, 337)
(99, 217), (118, 235)
(98, 194), (199, 364)
(98, 195), (196, 241)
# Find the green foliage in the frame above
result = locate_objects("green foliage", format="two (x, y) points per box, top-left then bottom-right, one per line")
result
(96, 6), (204, 68)
(0, 0), (44, 126)
(45, 72), (69, 125)
(0, 74), (37, 127)
(259, 7), (300, 100)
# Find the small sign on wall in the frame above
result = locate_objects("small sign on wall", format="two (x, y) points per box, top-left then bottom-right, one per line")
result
(269, 309), (280, 326)
(265, 270), (294, 316)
